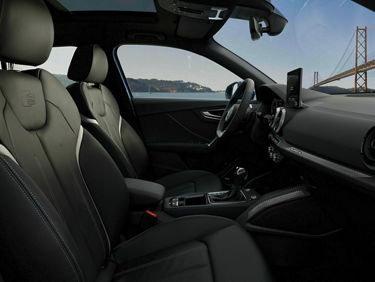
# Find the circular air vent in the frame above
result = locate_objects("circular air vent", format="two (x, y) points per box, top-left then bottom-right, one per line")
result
(362, 127), (375, 166)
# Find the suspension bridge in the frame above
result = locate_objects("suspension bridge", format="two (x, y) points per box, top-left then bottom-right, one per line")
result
(310, 26), (375, 93)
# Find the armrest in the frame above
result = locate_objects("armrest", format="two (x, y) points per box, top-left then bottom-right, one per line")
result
(125, 178), (165, 209)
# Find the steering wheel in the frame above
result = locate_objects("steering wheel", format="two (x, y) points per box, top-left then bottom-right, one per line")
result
(216, 78), (255, 138)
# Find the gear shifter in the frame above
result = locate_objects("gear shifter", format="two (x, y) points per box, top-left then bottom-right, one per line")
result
(233, 167), (247, 187)
(210, 167), (248, 201)
(229, 167), (248, 199)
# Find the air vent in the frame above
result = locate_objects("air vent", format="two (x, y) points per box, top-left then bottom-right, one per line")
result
(271, 107), (286, 134)
(362, 127), (375, 166)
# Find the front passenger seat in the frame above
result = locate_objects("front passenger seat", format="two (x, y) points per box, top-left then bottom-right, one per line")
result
(0, 1), (273, 281)
(67, 44), (223, 196)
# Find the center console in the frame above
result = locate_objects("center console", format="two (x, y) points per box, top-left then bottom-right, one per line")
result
(164, 187), (259, 218)
(163, 166), (260, 218)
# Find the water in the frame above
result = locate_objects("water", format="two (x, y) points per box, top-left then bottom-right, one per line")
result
(133, 92), (226, 100)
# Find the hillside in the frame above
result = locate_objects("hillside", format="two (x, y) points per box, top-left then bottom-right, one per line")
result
(51, 74), (215, 93)
(127, 78), (213, 93)
(311, 86), (375, 94)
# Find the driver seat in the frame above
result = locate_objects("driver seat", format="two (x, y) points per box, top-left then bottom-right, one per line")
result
(67, 44), (223, 197)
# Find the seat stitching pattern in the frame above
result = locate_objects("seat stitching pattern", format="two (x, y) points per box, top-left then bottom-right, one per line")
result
(1, 97), (18, 161)
(44, 100), (76, 134)
(0, 155), (83, 282)
(32, 98), (109, 257)
(114, 241), (211, 279)
(76, 127), (111, 254)
(37, 69), (76, 134)
(113, 215), (233, 253)
(34, 128), (108, 258)
(197, 239), (216, 282)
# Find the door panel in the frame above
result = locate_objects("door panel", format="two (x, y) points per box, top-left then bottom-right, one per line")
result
(134, 98), (227, 144)
(133, 97), (233, 176)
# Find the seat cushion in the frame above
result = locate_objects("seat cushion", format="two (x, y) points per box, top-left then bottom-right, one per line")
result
(156, 170), (223, 197)
(112, 216), (273, 282)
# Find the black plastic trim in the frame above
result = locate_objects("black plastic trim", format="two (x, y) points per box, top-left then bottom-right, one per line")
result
(272, 136), (375, 192)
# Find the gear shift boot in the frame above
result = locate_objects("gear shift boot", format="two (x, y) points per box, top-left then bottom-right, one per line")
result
(210, 167), (248, 201)
(208, 190), (246, 203)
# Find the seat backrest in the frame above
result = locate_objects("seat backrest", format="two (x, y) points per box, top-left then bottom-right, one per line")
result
(0, 1), (128, 280)
(67, 45), (150, 179)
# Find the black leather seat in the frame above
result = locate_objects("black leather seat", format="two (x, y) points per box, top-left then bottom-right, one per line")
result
(66, 44), (223, 197)
(0, 0), (272, 281)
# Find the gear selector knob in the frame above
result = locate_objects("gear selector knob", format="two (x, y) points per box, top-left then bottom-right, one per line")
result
(233, 167), (248, 187)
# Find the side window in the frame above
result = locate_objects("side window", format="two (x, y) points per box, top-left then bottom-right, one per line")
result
(13, 46), (77, 87)
(117, 45), (241, 100)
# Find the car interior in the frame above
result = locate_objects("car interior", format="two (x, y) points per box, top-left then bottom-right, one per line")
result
(1, 0), (375, 281)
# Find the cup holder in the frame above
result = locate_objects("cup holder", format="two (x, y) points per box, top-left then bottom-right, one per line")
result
(169, 194), (208, 207)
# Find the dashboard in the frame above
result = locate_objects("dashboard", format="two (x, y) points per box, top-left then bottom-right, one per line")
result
(270, 98), (284, 115)
(255, 84), (375, 193)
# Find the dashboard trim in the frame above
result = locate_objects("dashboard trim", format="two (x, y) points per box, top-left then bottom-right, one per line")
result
(270, 134), (375, 192)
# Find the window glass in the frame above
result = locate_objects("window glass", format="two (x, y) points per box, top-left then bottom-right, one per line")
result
(117, 45), (241, 100)
(13, 46), (77, 87)
(214, 0), (375, 94)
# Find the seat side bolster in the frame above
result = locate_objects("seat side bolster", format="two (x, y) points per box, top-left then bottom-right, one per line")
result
(202, 224), (273, 282)
(0, 155), (84, 281)
(119, 118), (150, 178)
(82, 120), (137, 178)
(112, 215), (234, 265)
(78, 129), (129, 247)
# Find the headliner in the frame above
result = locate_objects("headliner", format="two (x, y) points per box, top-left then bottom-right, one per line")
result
(46, 0), (273, 47)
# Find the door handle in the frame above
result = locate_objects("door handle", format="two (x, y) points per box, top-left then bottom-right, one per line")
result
(201, 109), (225, 120)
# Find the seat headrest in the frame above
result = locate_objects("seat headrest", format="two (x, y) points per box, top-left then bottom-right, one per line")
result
(68, 44), (108, 84)
(0, 0), (54, 66)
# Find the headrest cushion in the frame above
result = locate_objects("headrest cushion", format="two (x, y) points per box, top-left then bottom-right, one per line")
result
(0, 0), (54, 66)
(68, 44), (108, 84)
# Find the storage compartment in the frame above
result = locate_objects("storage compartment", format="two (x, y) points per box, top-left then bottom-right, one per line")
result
(164, 191), (255, 219)
(184, 194), (207, 205)
(237, 186), (343, 267)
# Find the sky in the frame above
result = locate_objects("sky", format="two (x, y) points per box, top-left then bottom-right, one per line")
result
(214, 0), (375, 88)
(117, 45), (241, 91)
(23, 0), (375, 91)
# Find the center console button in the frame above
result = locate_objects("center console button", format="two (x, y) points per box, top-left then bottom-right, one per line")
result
(170, 198), (179, 207)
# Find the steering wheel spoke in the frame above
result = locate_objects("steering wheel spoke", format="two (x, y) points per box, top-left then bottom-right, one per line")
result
(216, 79), (255, 138)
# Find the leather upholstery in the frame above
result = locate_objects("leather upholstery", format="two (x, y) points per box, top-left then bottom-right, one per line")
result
(0, 70), (47, 130)
(68, 44), (109, 84)
(0, 0), (53, 65)
(67, 81), (148, 178)
(112, 216), (273, 282)
(124, 178), (166, 208)
(67, 45), (223, 195)
(0, 70), (110, 281)
(0, 0), (272, 281)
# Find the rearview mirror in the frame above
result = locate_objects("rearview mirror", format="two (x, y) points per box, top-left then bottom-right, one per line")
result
(249, 18), (262, 41)
(231, 5), (288, 41)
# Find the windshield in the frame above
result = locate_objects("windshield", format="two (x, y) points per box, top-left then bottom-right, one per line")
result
(214, 0), (375, 94)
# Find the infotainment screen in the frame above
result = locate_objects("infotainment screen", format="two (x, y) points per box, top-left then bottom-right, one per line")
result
(286, 68), (303, 108)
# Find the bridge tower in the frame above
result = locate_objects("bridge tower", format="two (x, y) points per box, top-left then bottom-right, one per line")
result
(354, 26), (368, 93)
(313, 71), (319, 87)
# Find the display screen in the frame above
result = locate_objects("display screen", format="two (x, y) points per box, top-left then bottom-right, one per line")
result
(286, 68), (303, 108)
